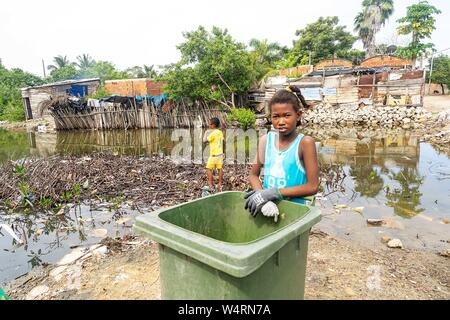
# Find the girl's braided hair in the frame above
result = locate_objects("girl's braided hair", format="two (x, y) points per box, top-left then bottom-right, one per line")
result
(268, 85), (307, 112)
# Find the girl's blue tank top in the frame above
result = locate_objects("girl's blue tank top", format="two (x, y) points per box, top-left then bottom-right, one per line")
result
(263, 131), (307, 204)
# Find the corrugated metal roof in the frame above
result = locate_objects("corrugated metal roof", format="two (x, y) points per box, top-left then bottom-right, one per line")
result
(21, 78), (100, 91)
(305, 67), (403, 77)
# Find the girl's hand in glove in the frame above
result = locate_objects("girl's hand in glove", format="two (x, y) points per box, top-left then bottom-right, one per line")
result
(261, 201), (280, 222)
(244, 188), (283, 217)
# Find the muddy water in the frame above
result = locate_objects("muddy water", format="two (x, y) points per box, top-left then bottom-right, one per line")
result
(301, 126), (450, 251)
(0, 203), (139, 285)
(0, 127), (449, 285)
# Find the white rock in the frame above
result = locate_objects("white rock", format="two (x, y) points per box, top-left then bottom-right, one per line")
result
(113, 273), (129, 284)
(352, 207), (364, 214)
(89, 244), (103, 251)
(402, 118), (411, 124)
(89, 228), (108, 238)
(26, 285), (49, 300)
(439, 249), (450, 258)
(49, 266), (68, 281)
(57, 247), (88, 265)
(92, 245), (108, 256)
(387, 239), (403, 249)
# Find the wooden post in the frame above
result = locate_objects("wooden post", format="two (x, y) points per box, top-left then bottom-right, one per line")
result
(371, 72), (376, 99)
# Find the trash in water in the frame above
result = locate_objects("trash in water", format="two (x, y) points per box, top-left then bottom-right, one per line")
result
(0, 224), (24, 244)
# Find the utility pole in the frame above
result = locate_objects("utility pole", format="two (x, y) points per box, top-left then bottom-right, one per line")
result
(42, 59), (46, 78)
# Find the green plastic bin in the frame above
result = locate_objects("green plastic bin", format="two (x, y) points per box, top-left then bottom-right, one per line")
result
(133, 191), (321, 300)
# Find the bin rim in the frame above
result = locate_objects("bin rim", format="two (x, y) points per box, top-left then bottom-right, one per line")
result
(133, 191), (321, 278)
(151, 191), (316, 246)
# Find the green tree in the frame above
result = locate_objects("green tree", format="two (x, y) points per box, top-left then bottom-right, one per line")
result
(124, 64), (158, 78)
(75, 54), (96, 70)
(338, 49), (366, 65)
(163, 26), (255, 107)
(124, 66), (145, 78)
(85, 61), (127, 83)
(249, 39), (287, 80)
(427, 55), (450, 92)
(50, 64), (79, 82)
(0, 66), (44, 121)
(283, 17), (357, 67)
(354, 0), (394, 58)
(396, 1), (441, 65)
(143, 65), (158, 78)
(47, 55), (72, 72)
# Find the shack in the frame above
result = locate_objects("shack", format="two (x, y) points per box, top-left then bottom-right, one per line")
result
(21, 78), (100, 120)
(257, 55), (423, 109)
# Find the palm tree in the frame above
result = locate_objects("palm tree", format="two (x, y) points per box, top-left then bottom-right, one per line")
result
(249, 39), (287, 80)
(75, 54), (96, 70)
(124, 65), (158, 79)
(143, 64), (158, 78)
(47, 55), (72, 72)
(249, 39), (287, 65)
(385, 167), (424, 219)
(354, 0), (394, 58)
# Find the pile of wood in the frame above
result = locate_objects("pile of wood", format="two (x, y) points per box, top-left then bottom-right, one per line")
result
(0, 153), (251, 211)
(0, 153), (345, 213)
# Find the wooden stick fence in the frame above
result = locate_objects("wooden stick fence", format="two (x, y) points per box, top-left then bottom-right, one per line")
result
(49, 99), (228, 130)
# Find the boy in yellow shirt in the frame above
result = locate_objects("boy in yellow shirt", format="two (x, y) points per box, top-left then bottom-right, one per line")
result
(203, 118), (224, 195)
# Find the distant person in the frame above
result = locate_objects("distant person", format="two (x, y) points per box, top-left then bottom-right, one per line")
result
(244, 86), (319, 221)
(202, 118), (224, 196)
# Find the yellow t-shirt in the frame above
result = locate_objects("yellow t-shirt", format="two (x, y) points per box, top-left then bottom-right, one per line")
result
(207, 129), (224, 156)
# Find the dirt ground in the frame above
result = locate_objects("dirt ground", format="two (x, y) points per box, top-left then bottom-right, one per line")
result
(5, 228), (449, 300)
(423, 95), (450, 114)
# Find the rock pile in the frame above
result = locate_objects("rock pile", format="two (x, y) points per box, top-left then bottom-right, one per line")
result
(303, 103), (433, 129)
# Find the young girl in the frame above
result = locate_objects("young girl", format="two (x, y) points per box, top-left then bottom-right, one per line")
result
(245, 86), (319, 217)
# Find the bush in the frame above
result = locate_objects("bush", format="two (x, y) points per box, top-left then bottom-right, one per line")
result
(0, 84), (25, 121)
(286, 73), (302, 79)
(0, 65), (43, 121)
(87, 85), (111, 99)
(2, 101), (25, 122)
(227, 107), (256, 130)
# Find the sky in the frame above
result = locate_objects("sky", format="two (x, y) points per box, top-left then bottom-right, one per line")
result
(1, 0), (449, 76)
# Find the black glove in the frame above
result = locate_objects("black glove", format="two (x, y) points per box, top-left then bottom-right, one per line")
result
(244, 188), (283, 217)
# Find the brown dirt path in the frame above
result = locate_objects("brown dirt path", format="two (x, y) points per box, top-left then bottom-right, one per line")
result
(5, 229), (449, 300)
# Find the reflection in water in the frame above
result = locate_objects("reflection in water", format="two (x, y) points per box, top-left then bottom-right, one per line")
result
(385, 167), (425, 218)
(0, 202), (135, 285)
(303, 126), (430, 218)
(0, 129), (31, 162)
(349, 167), (384, 198)
(54, 129), (176, 157)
